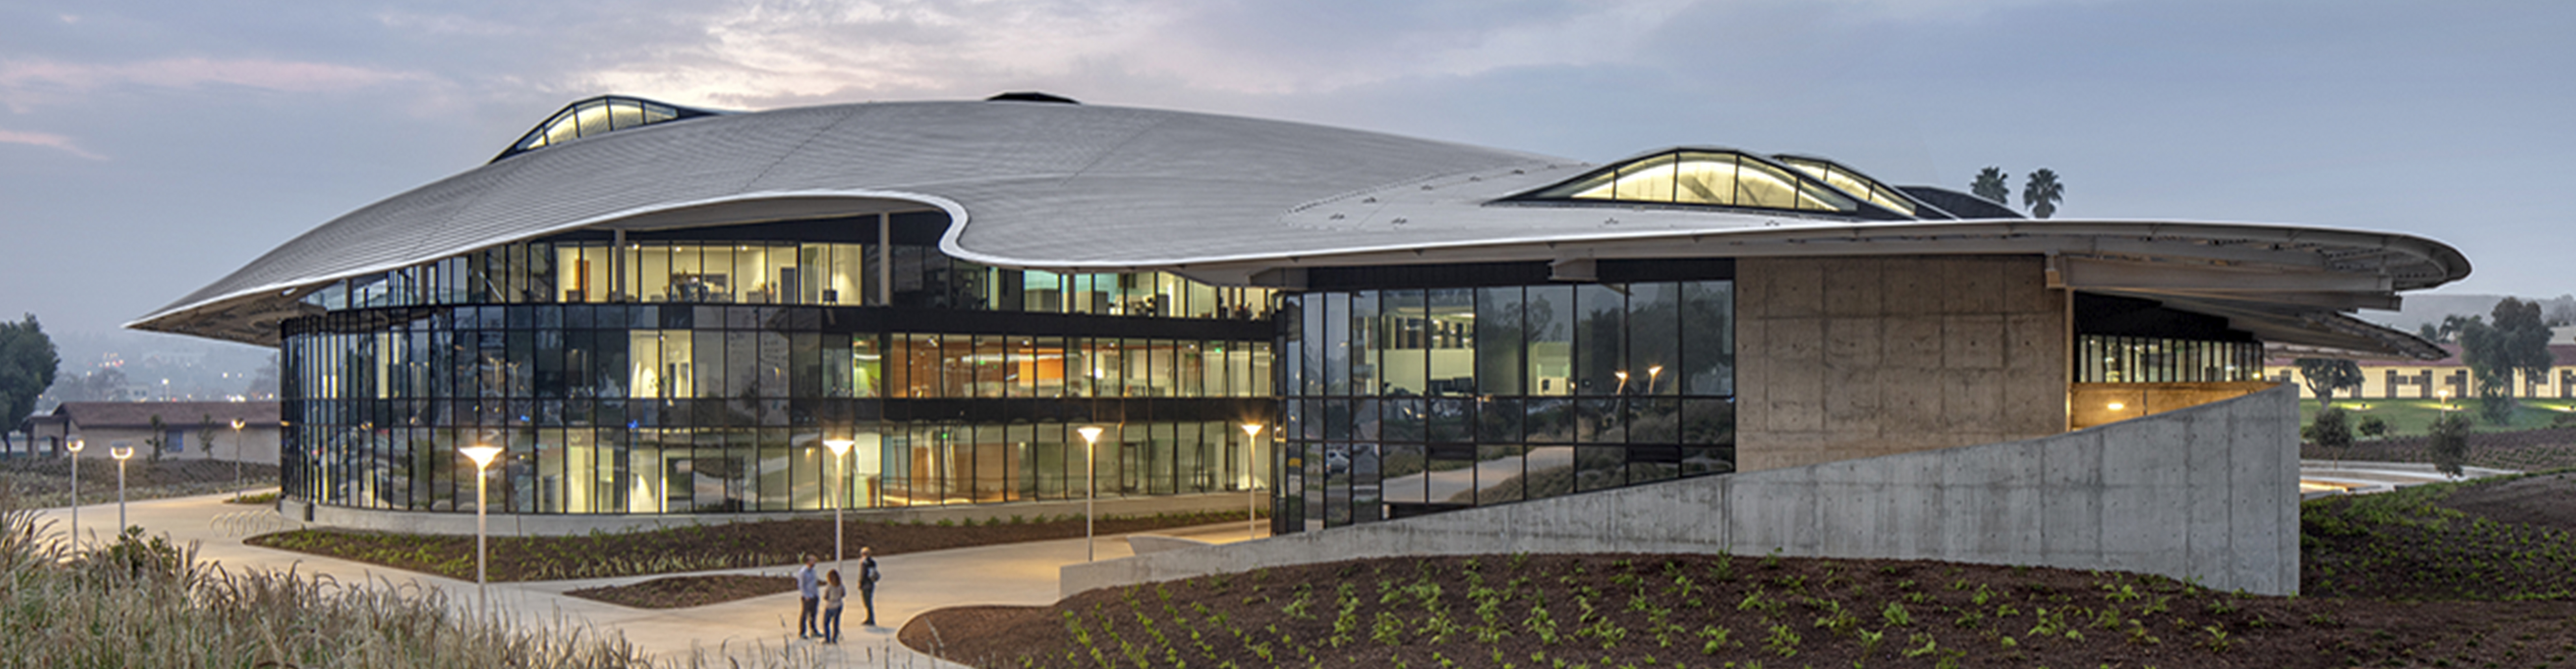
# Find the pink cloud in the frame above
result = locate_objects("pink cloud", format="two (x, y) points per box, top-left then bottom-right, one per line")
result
(0, 129), (106, 160)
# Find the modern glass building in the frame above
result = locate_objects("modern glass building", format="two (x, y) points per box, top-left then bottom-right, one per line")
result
(135, 94), (2469, 539)
(276, 212), (1275, 514)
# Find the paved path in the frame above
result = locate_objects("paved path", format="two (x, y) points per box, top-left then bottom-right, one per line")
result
(2298, 459), (2519, 498)
(29, 492), (1268, 668)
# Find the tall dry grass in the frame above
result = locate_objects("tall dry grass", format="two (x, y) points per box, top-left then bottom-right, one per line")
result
(0, 487), (825, 669)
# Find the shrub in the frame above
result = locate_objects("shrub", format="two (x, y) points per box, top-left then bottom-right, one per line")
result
(2429, 412), (2474, 477)
(2356, 415), (2389, 438)
(2309, 405), (2353, 451)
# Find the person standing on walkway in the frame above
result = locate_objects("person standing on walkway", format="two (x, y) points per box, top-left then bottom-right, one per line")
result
(820, 569), (847, 644)
(795, 554), (820, 639)
(858, 546), (881, 627)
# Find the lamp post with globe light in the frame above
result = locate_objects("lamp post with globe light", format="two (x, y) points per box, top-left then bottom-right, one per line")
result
(65, 438), (83, 547)
(458, 444), (504, 616)
(1078, 426), (1103, 561)
(1241, 423), (1263, 541)
(229, 419), (246, 502)
(111, 446), (133, 531)
(824, 437), (853, 572)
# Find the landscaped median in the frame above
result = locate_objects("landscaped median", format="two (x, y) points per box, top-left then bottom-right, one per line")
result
(901, 469), (2576, 669)
(246, 510), (1260, 607)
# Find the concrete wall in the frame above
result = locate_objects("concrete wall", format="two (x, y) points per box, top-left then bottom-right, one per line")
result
(286, 490), (1255, 537)
(1735, 255), (2067, 471)
(1064, 384), (2300, 597)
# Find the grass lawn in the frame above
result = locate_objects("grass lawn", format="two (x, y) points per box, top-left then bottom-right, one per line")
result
(2298, 397), (2576, 437)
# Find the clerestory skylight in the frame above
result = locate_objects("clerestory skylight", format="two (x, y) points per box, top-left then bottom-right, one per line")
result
(1504, 150), (1910, 220)
(1772, 155), (1921, 217)
(493, 96), (716, 162)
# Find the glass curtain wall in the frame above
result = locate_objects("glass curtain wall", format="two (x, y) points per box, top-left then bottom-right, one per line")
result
(2075, 335), (2262, 383)
(301, 238), (1275, 321)
(1273, 280), (1735, 534)
(278, 227), (1279, 517)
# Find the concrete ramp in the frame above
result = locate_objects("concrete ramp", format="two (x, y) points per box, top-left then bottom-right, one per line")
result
(1065, 385), (2299, 597)
(1125, 534), (1216, 556)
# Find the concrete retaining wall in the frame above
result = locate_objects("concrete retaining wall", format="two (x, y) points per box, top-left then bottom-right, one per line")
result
(1064, 384), (2299, 597)
(286, 491), (1254, 537)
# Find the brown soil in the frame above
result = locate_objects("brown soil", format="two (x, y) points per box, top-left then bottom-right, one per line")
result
(909, 472), (2576, 669)
(2304, 427), (2576, 471)
(248, 509), (1256, 582)
(2434, 470), (2576, 532)
(565, 574), (796, 609)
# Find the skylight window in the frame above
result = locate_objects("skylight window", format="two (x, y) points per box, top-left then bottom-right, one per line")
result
(493, 96), (714, 162)
(1774, 156), (1919, 217)
(1506, 150), (1908, 220)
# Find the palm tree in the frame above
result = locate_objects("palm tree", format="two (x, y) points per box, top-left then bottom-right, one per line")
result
(2022, 168), (2064, 219)
(1970, 167), (2009, 204)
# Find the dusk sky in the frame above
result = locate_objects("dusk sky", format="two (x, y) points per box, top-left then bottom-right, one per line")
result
(2, 0), (2568, 350)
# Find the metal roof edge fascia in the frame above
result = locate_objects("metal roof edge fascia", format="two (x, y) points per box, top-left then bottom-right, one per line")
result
(941, 216), (2470, 289)
(125, 189), (966, 332)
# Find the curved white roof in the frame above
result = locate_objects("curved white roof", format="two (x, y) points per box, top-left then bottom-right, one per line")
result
(133, 97), (2470, 359)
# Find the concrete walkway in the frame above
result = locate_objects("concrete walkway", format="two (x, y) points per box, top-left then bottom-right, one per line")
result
(28, 493), (1268, 668)
(2298, 459), (2519, 498)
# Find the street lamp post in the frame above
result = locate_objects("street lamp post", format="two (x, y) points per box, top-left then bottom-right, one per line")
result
(1646, 365), (1663, 394)
(65, 438), (83, 548)
(458, 445), (504, 617)
(110, 446), (133, 531)
(1241, 423), (1263, 541)
(824, 437), (853, 574)
(1077, 426), (1103, 562)
(2438, 389), (2453, 411)
(229, 419), (246, 502)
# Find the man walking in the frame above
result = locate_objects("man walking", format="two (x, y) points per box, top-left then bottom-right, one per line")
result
(795, 554), (820, 639)
(858, 546), (881, 627)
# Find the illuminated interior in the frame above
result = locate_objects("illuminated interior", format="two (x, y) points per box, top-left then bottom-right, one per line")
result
(498, 96), (706, 161)
(1509, 150), (1910, 220)
(1773, 156), (1920, 217)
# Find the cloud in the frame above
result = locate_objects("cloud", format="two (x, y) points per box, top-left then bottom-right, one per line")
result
(0, 57), (430, 111)
(0, 128), (105, 160)
(538, 0), (1727, 108)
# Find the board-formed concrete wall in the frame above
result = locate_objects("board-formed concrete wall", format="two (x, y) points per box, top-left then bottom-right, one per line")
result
(1064, 385), (2299, 597)
(1735, 255), (2068, 471)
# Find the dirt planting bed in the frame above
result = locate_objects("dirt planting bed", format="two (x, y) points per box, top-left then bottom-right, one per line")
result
(909, 470), (2576, 669)
(564, 574), (797, 609)
(248, 509), (1256, 582)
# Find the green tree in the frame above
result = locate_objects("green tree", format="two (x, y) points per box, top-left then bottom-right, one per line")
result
(143, 414), (169, 465)
(2021, 168), (2065, 219)
(195, 414), (220, 459)
(1970, 167), (2010, 204)
(0, 314), (59, 453)
(2428, 412), (2473, 477)
(2457, 298), (2553, 425)
(2294, 358), (2364, 405)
